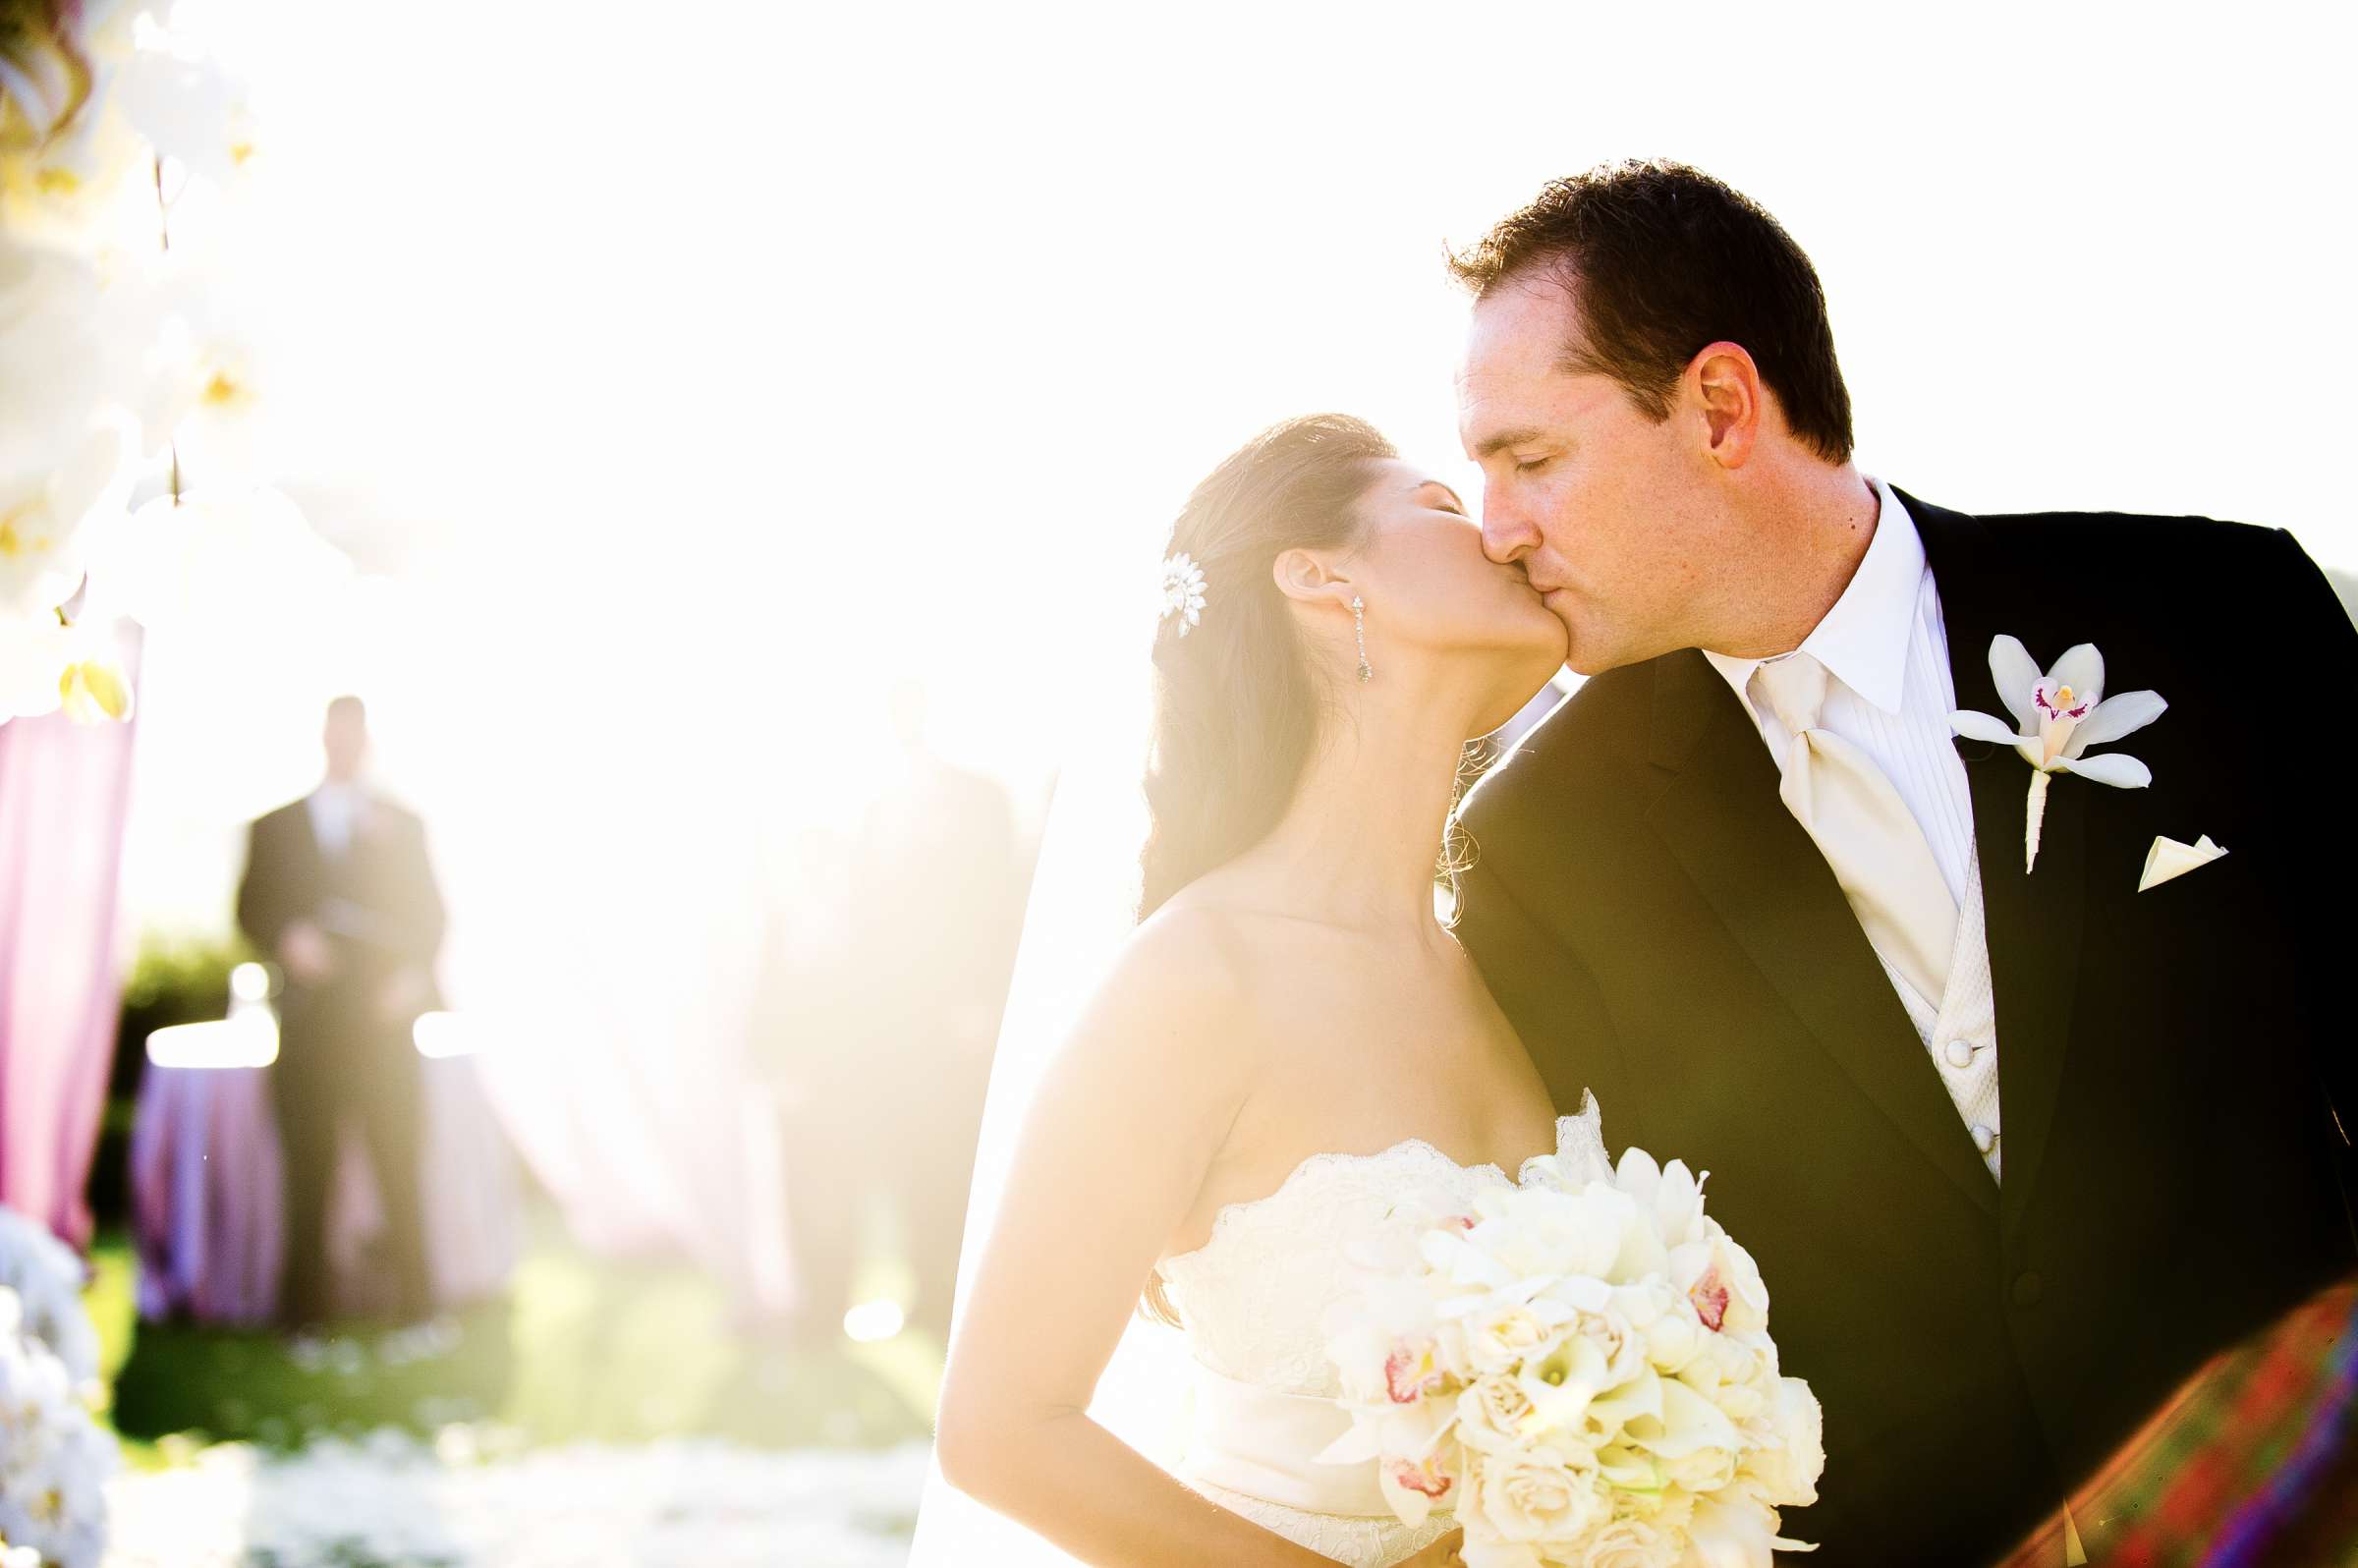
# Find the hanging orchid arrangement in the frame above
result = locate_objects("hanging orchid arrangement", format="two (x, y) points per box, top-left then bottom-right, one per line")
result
(1, 0), (330, 729)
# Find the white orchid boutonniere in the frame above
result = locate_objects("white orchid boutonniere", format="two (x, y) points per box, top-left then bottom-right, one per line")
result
(1951, 636), (2167, 872)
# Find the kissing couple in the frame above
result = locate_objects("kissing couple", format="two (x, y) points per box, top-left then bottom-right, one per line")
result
(916, 159), (2358, 1567)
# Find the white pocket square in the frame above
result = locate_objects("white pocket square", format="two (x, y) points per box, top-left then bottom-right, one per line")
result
(2139, 834), (2227, 892)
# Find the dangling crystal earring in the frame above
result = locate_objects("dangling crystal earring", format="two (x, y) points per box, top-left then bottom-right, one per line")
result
(1351, 595), (1372, 682)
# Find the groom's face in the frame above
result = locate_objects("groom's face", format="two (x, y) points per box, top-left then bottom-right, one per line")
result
(1459, 275), (1721, 675)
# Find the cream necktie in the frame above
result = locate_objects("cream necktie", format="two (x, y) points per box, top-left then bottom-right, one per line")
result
(1751, 652), (1958, 1006)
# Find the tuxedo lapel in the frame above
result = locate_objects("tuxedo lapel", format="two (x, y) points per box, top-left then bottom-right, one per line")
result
(1905, 491), (2088, 1229)
(1643, 650), (2001, 1218)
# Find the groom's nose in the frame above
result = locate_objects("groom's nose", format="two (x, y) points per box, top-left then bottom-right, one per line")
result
(1480, 488), (1542, 565)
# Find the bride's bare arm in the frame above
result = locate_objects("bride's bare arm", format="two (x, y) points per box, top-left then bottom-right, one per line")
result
(933, 913), (1336, 1566)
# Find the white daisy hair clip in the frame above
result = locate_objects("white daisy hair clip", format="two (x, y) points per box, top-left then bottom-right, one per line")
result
(1159, 551), (1208, 638)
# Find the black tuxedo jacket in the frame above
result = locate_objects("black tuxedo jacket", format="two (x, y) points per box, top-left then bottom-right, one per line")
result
(236, 792), (447, 1051)
(1457, 492), (2358, 1564)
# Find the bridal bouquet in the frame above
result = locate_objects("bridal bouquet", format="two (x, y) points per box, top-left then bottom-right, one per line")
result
(1319, 1149), (1822, 1567)
(0, 1207), (115, 1568)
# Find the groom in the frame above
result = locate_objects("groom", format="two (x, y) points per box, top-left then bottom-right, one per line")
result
(1453, 162), (2357, 1564)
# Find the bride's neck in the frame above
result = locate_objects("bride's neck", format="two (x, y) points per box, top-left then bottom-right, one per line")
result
(1231, 676), (1474, 938)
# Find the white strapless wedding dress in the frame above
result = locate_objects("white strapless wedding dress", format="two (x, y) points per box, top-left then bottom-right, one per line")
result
(1153, 1097), (1610, 1566)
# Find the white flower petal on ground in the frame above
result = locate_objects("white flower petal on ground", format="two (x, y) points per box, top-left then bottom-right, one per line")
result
(106, 1431), (929, 1568)
(0, 1243), (118, 1568)
(0, 1205), (106, 1392)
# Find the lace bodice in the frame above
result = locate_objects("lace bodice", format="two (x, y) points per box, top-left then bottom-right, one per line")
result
(1153, 1097), (1609, 1564)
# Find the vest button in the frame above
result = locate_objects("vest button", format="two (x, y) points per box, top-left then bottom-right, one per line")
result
(1971, 1123), (1998, 1155)
(1944, 1038), (1975, 1069)
(2011, 1271), (2044, 1308)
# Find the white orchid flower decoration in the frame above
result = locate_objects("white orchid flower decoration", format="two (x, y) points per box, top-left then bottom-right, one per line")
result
(1951, 636), (2166, 872)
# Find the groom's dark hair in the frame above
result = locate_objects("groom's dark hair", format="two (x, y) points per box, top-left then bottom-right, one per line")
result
(1449, 160), (1854, 464)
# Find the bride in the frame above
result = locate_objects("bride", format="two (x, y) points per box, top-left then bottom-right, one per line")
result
(930, 413), (1602, 1566)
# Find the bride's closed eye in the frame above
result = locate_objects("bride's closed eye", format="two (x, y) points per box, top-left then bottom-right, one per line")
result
(1417, 480), (1471, 518)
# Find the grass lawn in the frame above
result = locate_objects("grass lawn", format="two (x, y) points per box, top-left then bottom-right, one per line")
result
(85, 1203), (944, 1471)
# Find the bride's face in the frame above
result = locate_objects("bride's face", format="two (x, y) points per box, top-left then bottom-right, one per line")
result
(1348, 459), (1568, 734)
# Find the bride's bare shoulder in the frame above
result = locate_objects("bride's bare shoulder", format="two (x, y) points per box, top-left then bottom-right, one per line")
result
(1062, 889), (1278, 1081)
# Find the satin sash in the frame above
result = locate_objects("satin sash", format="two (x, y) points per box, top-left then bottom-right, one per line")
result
(1182, 1360), (1413, 1519)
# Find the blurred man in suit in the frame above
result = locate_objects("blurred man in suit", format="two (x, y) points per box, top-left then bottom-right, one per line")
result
(237, 695), (446, 1326)
(768, 681), (1025, 1347)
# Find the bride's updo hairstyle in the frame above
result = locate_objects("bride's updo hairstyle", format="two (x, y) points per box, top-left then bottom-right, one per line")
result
(1138, 414), (1396, 923)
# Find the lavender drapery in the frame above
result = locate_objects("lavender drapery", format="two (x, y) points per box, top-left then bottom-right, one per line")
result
(129, 1053), (519, 1323)
(0, 654), (140, 1252)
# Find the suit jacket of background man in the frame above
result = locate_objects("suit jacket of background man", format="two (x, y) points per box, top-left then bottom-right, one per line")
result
(1456, 493), (2358, 1566)
(236, 793), (447, 1056)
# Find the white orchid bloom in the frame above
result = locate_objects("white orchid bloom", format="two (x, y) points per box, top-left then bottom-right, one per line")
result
(118, 43), (259, 192)
(0, 611), (76, 723)
(78, 486), (348, 632)
(0, 411), (139, 619)
(0, 608), (134, 727)
(0, 66), (153, 252)
(138, 275), (276, 490)
(1951, 635), (2166, 871)
(57, 638), (135, 723)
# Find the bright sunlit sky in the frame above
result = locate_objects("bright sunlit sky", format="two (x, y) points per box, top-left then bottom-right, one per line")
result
(121, 1), (2357, 995)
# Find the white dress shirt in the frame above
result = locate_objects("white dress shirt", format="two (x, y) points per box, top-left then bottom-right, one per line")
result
(307, 781), (366, 860)
(1702, 479), (2004, 1177)
(1701, 479), (1977, 907)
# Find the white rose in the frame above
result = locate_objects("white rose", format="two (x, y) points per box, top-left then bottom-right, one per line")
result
(1466, 1443), (1604, 1543)
(1455, 1286), (1575, 1376)
(1578, 1516), (1679, 1568)
(1736, 1376), (1824, 1509)
(1457, 1372), (1540, 1454)
(1473, 1183), (1638, 1283)
(1677, 1332), (1774, 1427)
(1684, 1492), (1782, 1568)
(1569, 1306), (1649, 1390)
(1661, 1441), (1738, 1494)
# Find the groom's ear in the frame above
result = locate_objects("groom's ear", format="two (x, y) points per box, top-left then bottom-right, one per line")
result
(1272, 548), (1357, 611)
(1688, 341), (1763, 470)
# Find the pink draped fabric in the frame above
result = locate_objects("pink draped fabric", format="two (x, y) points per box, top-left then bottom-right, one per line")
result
(0, 662), (140, 1252)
